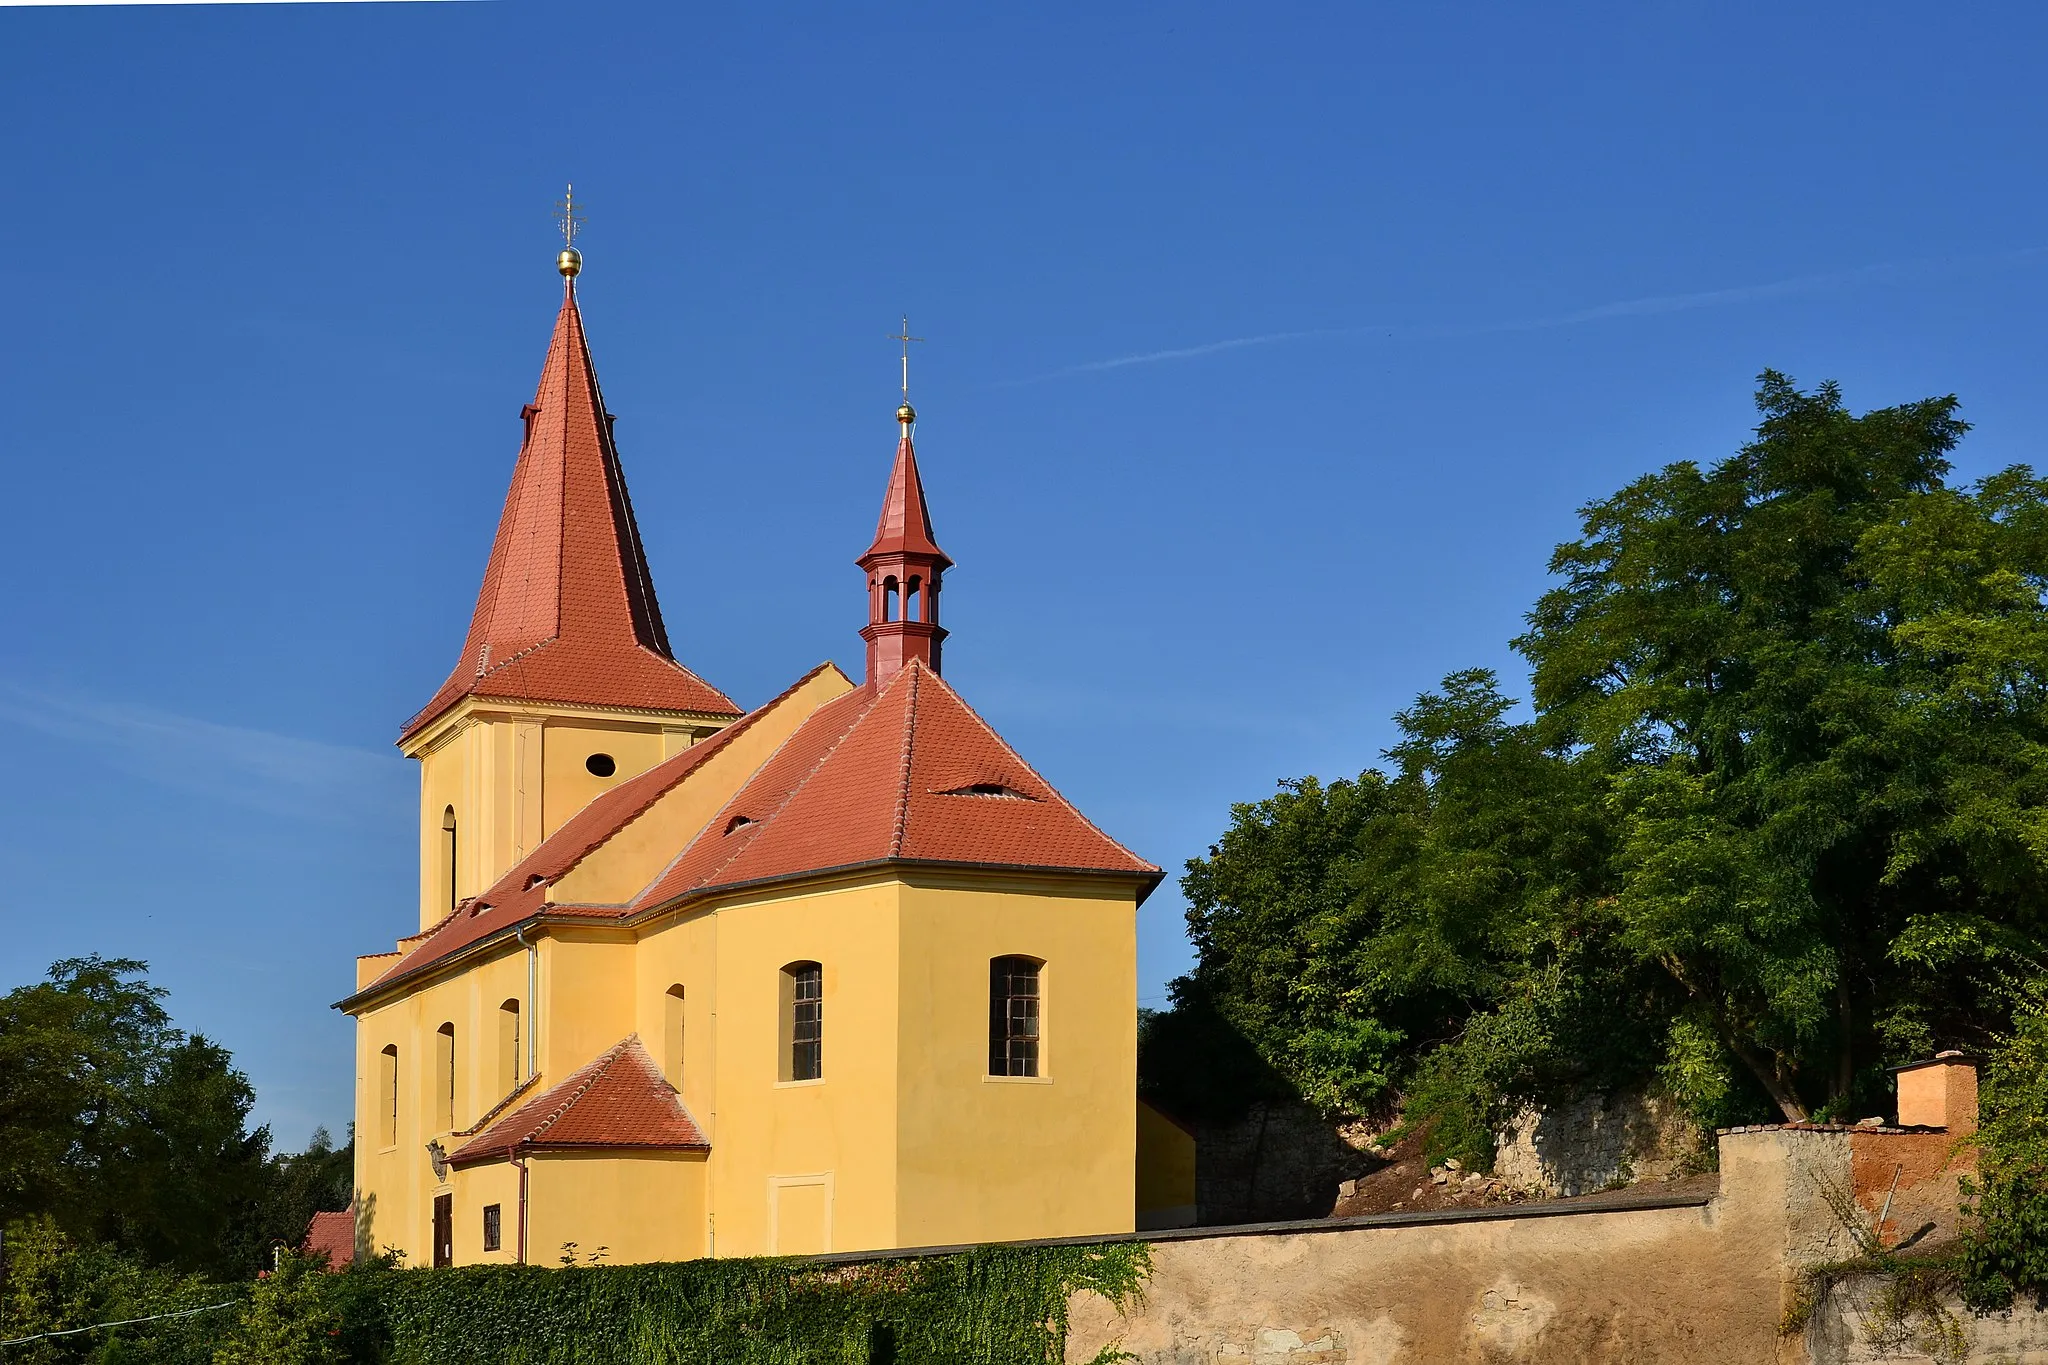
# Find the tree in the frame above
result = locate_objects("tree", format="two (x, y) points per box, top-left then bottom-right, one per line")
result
(0, 959), (271, 1275)
(1521, 373), (2048, 1119)
(1161, 373), (2048, 1139)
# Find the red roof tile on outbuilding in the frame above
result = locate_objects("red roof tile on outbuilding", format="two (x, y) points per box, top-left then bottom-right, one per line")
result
(302, 1209), (356, 1269)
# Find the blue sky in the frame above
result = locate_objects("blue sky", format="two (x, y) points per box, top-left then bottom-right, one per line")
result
(5, 0), (2048, 1145)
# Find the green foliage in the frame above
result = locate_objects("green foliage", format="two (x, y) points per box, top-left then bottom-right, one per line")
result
(209, 1253), (343, 1365)
(0, 1217), (235, 1365)
(1155, 373), (2048, 1202)
(1960, 983), (2048, 1311)
(348, 1242), (1149, 1365)
(0, 959), (350, 1280)
(4, 1226), (1149, 1365)
(0, 959), (272, 1276)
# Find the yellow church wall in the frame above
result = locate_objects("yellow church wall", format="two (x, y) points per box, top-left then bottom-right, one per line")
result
(891, 877), (1140, 1248)
(552, 666), (852, 907)
(1135, 1100), (1198, 1229)
(351, 946), (535, 1263)
(538, 719), (668, 835)
(525, 1152), (707, 1265)
(448, 1160), (521, 1264)
(535, 931), (636, 1081)
(685, 879), (906, 1258)
(630, 913), (719, 1143)
(407, 700), (741, 931)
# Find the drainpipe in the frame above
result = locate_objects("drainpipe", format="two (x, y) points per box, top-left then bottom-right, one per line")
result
(515, 925), (538, 1080)
(511, 1145), (530, 1265)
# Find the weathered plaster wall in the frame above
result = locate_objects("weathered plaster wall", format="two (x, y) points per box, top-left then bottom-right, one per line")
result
(1065, 1125), (1977, 1364)
(1066, 1195), (1783, 1364)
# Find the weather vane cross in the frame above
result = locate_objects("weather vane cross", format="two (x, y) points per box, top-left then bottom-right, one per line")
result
(889, 315), (924, 401)
(555, 183), (587, 248)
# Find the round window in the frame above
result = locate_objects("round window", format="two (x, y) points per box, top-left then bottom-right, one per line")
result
(585, 753), (617, 778)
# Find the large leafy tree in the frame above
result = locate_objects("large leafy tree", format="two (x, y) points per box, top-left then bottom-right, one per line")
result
(1169, 374), (2048, 1131)
(0, 957), (273, 1274)
(1522, 373), (2048, 1119)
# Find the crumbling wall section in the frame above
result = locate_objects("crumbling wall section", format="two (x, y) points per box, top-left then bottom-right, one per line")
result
(1492, 1089), (1705, 1197)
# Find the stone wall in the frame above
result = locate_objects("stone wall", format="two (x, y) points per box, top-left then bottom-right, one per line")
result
(1802, 1273), (2048, 1364)
(1193, 1101), (1380, 1224)
(1491, 1088), (1705, 1198)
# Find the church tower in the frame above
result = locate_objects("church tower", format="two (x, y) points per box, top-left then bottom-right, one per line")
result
(858, 398), (952, 685)
(397, 244), (739, 930)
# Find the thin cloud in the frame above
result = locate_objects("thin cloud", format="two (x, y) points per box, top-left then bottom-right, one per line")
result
(1006, 246), (2048, 385)
(1018, 328), (1373, 382)
(0, 682), (405, 825)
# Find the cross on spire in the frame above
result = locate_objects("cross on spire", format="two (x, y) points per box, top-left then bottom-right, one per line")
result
(889, 315), (924, 403)
(555, 183), (586, 248)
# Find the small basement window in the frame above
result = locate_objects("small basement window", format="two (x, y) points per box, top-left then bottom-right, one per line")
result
(585, 753), (617, 778)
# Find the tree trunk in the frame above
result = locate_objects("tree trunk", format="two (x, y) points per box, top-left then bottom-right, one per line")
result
(1727, 1033), (1810, 1123)
(1833, 975), (1854, 1105)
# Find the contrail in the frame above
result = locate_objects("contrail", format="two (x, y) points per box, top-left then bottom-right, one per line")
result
(1003, 246), (2048, 385)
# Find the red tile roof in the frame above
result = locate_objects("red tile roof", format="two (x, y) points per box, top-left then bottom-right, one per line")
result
(449, 1036), (707, 1166)
(634, 659), (1158, 908)
(345, 662), (1156, 1011)
(861, 433), (951, 567)
(353, 665), (847, 1001)
(401, 280), (737, 743)
(301, 1209), (356, 1269)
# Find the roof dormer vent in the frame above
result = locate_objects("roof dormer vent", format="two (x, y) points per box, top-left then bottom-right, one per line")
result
(937, 782), (1035, 800)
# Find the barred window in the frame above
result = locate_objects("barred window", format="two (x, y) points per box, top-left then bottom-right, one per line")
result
(989, 956), (1042, 1076)
(482, 1203), (502, 1253)
(782, 962), (823, 1081)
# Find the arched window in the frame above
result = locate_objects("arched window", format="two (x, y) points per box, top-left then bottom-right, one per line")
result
(441, 807), (458, 912)
(780, 962), (823, 1082)
(435, 1023), (456, 1132)
(905, 575), (922, 623)
(882, 577), (900, 623)
(379, 1045), (399, 1147)
(990, 957), (1043, 1076)
(498, 1000), (521, 1093)
(664, 985), (686, 1090)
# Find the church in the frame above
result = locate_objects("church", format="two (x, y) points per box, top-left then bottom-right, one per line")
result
(337, 242), (1196, 1267)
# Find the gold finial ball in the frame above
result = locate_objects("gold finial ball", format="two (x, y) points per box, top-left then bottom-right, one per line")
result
(557, 247), (584, 278)
(897, 401), (917, 425)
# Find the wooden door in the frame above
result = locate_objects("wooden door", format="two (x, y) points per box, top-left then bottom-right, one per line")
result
(433, 1194), (453, 1267)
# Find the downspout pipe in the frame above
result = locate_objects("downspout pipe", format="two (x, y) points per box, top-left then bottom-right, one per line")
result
(515, 925), (538, 1080)
(511, 1145), (530, 1265)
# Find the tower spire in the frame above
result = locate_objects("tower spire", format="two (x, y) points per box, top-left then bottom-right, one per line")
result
(400, 244), (737, 744)
(859, 329), (951, 687)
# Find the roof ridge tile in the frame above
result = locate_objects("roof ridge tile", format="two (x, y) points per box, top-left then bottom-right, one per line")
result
(888, 664), (921, 858)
